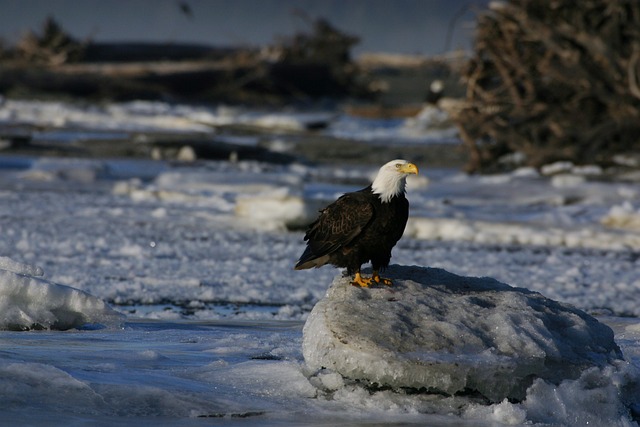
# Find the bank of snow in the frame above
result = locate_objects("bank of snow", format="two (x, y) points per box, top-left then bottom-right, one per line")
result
(303, 265), (640, 425)
(0, 257), (124, 330)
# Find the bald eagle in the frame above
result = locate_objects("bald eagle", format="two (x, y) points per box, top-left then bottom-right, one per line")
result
(295, 159), (419, 287)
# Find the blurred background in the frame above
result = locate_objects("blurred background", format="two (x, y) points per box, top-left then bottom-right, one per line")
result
(0, 0), (638, 172)
(0, 0), (492, 168)
(0, 0), (482, 56)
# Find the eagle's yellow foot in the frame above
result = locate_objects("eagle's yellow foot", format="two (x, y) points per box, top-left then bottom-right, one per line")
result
(372, 271), (393, 286)
(351, 272), (374, 287)
(351, 271), (393, 287)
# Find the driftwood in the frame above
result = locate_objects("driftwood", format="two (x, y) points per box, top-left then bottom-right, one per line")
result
(14, 17), (87, 66)
(0, 16), (367, 104)
(448, 0), (640, 172)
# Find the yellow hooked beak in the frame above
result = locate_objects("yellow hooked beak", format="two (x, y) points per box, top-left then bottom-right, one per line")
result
(399, 162), (419, 175)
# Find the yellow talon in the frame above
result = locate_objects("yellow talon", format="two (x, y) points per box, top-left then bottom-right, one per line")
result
(372, 271), (394, 286)
(351, 272), (374, 287)
(351, 271), (393, 287)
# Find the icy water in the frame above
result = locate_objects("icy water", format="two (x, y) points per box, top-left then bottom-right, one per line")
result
(2, 317), (514, 427)
(2, 317), (639, 426)
(1, 320), (308, 426)
(1, 99), (640, 426)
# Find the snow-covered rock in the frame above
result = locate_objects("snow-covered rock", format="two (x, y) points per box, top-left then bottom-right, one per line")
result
(303, 265), (623, 402)
(0, 257), (124, 331)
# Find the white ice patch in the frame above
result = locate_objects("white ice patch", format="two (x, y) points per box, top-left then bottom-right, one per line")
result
(602, 201), (640, 231)
(247, 112), (332, 132)
(0, 256), (44, 277)
(520, 361), (640, 426)
(0, 99), (215, 133)
(0, 257), (124, 330)
(303, 265), (624, 403)
(115, 167), (305, 215)
(330, 105), (459, 144)
(236, 189), (328, 230)
(406, 217), (640, 250)
(17, 158), (108, 183)
(401, 105), (459, 140)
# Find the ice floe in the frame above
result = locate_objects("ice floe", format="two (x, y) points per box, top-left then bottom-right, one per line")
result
(1, 96), (640, 425)
(303, 265), (634, 408)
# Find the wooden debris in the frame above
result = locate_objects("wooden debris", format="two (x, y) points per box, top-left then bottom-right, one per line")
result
(0, 16), (369, 104)
(15, 16), (87, 65)
(447, 0), (640, 172)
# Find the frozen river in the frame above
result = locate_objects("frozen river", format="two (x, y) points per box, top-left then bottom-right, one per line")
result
(0, 99), (639, 426)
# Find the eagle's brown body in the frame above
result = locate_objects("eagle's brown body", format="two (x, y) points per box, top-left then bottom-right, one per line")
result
(295, 184), (408, 275)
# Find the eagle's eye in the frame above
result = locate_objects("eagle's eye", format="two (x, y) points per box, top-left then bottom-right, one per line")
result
(395, 163), (402, 169)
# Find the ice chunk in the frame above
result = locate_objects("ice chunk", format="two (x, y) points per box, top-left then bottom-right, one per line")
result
(522, 361), (640, 426)
(303, 265), (622, 402)
(0, 256), (44, 277)
(541, 161), (575, 175)
(235, 190), (328, 230)
(602, 201), (640, 231)
(18, 158), (107, 183)
(0, 258), (124, 330)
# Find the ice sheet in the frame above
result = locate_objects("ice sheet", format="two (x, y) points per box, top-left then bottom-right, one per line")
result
(0, 311), (637, 426)
(0, 98), (639, 425)
(0, 99), (458, 145)
(0, 157), (639, 318)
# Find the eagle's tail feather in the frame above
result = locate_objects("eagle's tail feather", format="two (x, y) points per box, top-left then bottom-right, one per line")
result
(294, 253), (330, 270)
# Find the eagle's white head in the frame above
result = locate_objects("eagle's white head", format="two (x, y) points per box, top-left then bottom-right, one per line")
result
(371, 159), (419, 203)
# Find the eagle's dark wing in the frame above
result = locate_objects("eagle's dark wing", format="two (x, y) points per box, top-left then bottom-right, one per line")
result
(295, 191), (374, 269)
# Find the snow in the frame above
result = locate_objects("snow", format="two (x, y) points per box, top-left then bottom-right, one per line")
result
(303, 265), (626, 403)
(0, 98), (460, 145)
(407, 217), (640, 249)
(237, 163), (640, 251)
(4, 154), (636, 319)
(0, 98), (639, 425)
(329, 105), (460, 144)
(0, 99), (215, 133)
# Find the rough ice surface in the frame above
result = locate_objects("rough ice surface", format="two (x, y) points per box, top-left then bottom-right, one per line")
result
(0, 257), (124, 330)
(0, 99), (640, 425)
(0, 255), (44, 277)
(303, 265), (625, 402)
(2, 156), (640, 318)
